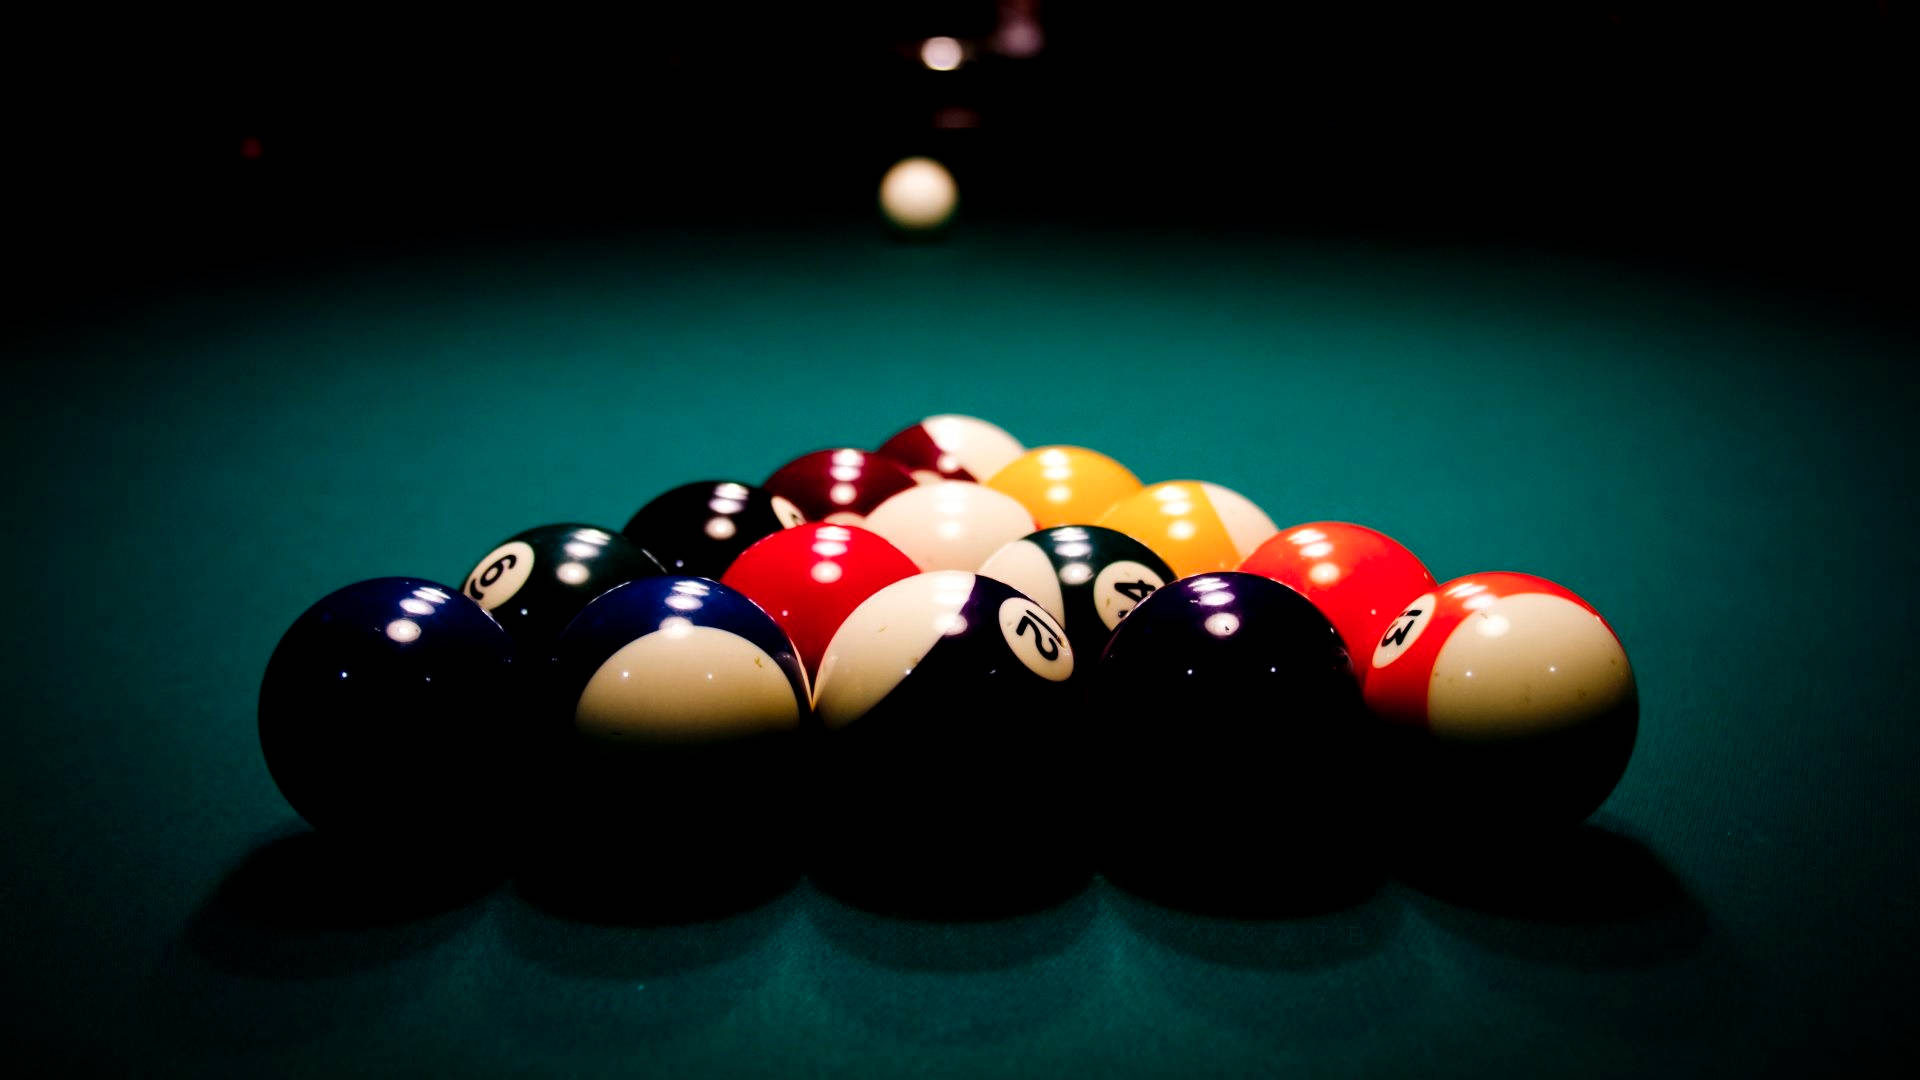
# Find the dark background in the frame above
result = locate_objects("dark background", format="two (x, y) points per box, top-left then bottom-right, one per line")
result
(5, 7), (1919, 1075)
(10, 4), (1914, 325)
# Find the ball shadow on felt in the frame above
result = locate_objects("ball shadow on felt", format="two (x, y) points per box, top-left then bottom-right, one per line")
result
(1107, 878), (1407, 1048)
(511, 736), (803, 925)
(1394, 820), (1709, 970)
(495, 870), (798, 1051)
(144, 826), (494, 1054)
(806, 713), (1093, 921)
(802, 879), (1098, 1044)
(181, 826), (499, 975)
(1092, 719), (1391, 919)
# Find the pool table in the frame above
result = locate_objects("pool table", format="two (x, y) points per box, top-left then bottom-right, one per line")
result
(4, 217), (1915, 1077)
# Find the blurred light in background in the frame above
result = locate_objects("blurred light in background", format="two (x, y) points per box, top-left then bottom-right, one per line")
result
(993, 0), (1044, 58)
(933, 106), (982, 129)
(921, 36), (964, 71)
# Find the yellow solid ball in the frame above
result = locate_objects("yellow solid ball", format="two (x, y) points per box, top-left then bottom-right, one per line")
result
(986, 446), (1143, 529)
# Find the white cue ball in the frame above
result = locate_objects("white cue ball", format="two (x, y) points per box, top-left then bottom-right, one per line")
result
(879, 156), (958, 232)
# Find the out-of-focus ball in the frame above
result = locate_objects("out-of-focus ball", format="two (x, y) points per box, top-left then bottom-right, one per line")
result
(977, 525), (1174, 675)
(877, 414), (1026, 484)
(862, 481), (1036, 571)
(621, 481), (806, 579)
(1097, 480), (1279, 577)
(1239, 521), (1436, 683)
(765, 448), (918, 524)
(720, 522), (921, 678)
(1364, 572), (1637, 838)
(879, 156), (958, 233)
(258, 578), (521, 847)
(985, 446), (1143, 529)
(459, 524), (664, 656)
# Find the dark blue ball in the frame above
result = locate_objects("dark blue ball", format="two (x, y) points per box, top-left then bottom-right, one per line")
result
(531, 576), (812, 911)
(551, 576), (809, 741)
(258, 578), (520, 844)
(1095, 572), (1371, 892)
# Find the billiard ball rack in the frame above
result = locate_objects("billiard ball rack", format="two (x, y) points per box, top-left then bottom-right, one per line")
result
(258, 413), (1638, 911)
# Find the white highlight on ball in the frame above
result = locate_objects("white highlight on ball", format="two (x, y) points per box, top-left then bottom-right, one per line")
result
(1203, 612), (1241, 638)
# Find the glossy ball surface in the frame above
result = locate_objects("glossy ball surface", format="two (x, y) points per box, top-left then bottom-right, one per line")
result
(720, 523), (921, 679)
(877, 414), (1026, 484)
(978, 525), (1174, 676)
(1239, 521), (1436, 682)
(536, 577), (813, 909)
(812, 572), (1076, 881)
(1095, 572), (1369, 887)
(259, 578), (520, 844)
(765, 448), (918, 523)
(1363, 572), (1637, 836)
(1097, 480), (1279, 578)
(622, 481), (805, 578)
(985, 446), (1143, 529)
(552, 577), (810, 745)
(861, 481), (1036, 571)
(460, 524), (665, 657)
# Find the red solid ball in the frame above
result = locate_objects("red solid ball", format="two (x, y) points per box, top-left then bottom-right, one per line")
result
(721, 522), (922, 680)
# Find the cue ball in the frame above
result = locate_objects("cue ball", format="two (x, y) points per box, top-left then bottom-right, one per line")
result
(258, 578), (520, 845)
(977, 524), (1174, 675)
(1364, 572), (1638, 836)
(879, 156), (958, 233)
(1239, 521), (1436, 684)
(459, 524), (665, 656)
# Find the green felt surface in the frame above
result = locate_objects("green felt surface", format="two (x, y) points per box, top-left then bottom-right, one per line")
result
(3, 223), (1915, 1076)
